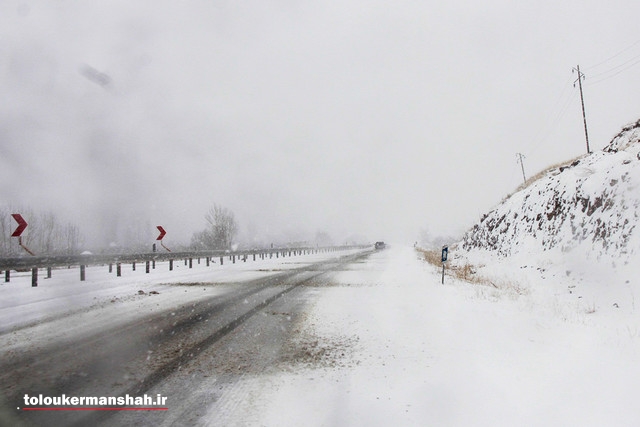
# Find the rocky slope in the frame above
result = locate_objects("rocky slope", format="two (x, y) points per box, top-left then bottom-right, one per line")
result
(462, 119), (640, 261)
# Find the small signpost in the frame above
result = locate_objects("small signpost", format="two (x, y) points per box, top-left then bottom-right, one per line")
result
(441, 245), (448, 284)
(11, 213), (35, 256)
(10, 213), (36, 285)
(156, 226), (171, 252)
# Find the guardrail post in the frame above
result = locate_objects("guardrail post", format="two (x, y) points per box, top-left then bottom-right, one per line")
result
(132, 262), (136, 271)
(206, 257), (210, 267)
(109, 263), (113, 273)
(31, 268), (38, 287)
(80, 265), (86, 281)
(47, 267), (52, 279)
(145, 261), (150, 274)
(116, 263), (122, 277)
(189, 258), (193, 269)
(152, 260), (156, 269)
(4, 270), (9, 283)
(253, 253), (256, 261)
(169, 259), (174, 271)
(232, 255), (235, 264)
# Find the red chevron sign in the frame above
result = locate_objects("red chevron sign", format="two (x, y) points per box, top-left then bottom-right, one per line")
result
(156, 226), (167, 240)
(11, 214), (27, 237)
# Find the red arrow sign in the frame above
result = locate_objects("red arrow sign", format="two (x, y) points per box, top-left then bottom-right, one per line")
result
(11, 214), (27, 237)
(156, 226), (166, 240)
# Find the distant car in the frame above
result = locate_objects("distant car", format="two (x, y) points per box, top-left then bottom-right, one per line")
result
(374, 241), (386, 250)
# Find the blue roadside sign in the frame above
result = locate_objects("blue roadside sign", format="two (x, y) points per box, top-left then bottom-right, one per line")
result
(441, 245), (448, 263)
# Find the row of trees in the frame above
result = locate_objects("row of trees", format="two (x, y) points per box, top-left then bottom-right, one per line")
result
(188, 205), (345, 250)
(0, 204), (238, 257)
(0, 204), (242, 256)
(1, 203), (341, 256)
(0, 207), (83, 256)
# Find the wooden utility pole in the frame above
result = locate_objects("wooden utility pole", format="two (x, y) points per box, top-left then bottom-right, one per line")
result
(573, 65), (591, 154)
(516, 153), (527, 184)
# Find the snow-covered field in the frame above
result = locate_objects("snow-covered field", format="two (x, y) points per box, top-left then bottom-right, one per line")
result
(218, 246), (640, 427)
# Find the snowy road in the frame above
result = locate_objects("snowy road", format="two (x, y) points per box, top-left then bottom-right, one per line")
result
(0, 249), (372, 426)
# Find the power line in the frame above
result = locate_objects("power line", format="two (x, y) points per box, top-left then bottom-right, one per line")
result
(582, 38), (640, 85)
(584, 39), (640, 71)
(524, 73), (576, 158)
(587, 55), (640, 85)
(589, 51), (640, 78)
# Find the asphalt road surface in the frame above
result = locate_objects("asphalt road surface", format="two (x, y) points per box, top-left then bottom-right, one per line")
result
(0, 249), (374, 427)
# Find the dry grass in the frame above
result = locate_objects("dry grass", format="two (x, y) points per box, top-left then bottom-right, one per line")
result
(415, 248), (530, 300)
(494, 154), (588, 206)
(515, 154), (586, 193)
(416, 247), (496, 287)
(416, 247), (442, 266)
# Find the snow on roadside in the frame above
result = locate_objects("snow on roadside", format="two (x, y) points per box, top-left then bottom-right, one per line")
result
(222, 246), (640, 427)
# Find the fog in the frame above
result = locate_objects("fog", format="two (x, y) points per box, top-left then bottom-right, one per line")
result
(2, 1), (640, 248)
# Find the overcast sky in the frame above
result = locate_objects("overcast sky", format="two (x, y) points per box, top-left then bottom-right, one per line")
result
(2, 0), (640, 248)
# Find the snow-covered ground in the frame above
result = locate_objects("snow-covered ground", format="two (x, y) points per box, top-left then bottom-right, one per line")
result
(3, 245), (640, 426)
(215, 246), (640, 427)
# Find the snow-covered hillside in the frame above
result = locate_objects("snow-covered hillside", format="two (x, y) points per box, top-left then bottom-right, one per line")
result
(462, 118), (640, 261)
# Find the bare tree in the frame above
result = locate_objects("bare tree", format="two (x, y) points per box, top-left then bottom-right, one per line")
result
(0, 207), (14, 256)
(63, 223), (84, 255)
(37, 211), (57, 253)
(191, 204), (238, 250)
(314, 231), (333, 247)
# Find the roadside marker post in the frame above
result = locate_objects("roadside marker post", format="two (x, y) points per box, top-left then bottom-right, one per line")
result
(156, 226), (171, 252)
(441, 245), (448, 284)
(11, 214), (35, 256)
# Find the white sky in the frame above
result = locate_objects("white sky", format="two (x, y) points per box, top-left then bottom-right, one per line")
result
(1, 0), (640, 247)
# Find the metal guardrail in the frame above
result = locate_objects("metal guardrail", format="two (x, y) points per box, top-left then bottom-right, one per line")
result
(0, 245), (372, 286)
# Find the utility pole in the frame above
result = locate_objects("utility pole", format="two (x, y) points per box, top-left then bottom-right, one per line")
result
(516, 153), (527, 184)
(573, 65), (591, 154)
